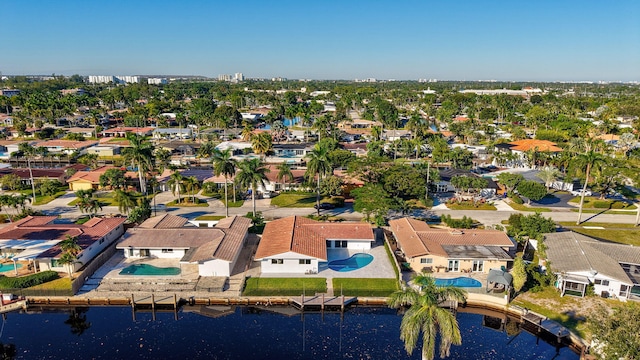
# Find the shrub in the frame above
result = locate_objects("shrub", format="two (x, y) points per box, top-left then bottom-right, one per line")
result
(510, 194), (524, 205)
(0, 271), (59, 289)
(441, 214), (475, 229)
(329, 196), (345, 207)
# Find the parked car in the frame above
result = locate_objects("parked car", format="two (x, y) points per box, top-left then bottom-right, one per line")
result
(571, 189), (592, 197)
(262, 191), (277, 199)
(314, 203), (335, 210)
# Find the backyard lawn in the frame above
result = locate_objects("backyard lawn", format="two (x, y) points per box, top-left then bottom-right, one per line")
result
(332, 278), (399, 297)
(242, 277), (327, 296)
(194, 215), (226, 221)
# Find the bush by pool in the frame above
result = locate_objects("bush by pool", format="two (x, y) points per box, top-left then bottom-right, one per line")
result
(119, 264), (181, 276)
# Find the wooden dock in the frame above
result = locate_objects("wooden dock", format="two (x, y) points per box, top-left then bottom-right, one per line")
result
(290, 294), (357, 311)
(522, 312), (571, 338)
(0, 300), (27, 314)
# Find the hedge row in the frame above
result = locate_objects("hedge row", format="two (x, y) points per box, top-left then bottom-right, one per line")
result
(0, 271), (59, 289)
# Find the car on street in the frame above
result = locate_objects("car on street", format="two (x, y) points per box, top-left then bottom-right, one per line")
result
(314, 203), (335, 210)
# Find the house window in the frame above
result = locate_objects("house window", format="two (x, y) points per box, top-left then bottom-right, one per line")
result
(326, 240), (331, 248)
(99, 239), (104, 244)
(420, 258), (433, 264)
(162, 249), (173, 253)
(299, 259), (311, 265)
(334, 240), (348, 248)
(595, 279), (610, 286)
(271, 259), (284, 264)
(140, 249), (150, 257)
(448, 260), (459, 272)
(472, 261), (484, 272)
(128, 248), (134, 257)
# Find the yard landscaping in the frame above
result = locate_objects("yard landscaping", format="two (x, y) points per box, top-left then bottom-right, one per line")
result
(558, 222), (640, 246)
(194, 215), (226, 221)
(14, 189), (67, 205)
(242, 277), (327, 296)
(445, 200), (497, 211)
(270, 192), (324, 208)
(332, 278), (399, 297)
(508, 202), (551, 212)
(568, 196), (636, 210)
(166, 198), (209, 207)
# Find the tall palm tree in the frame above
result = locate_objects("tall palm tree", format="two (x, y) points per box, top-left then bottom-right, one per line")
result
(183, 176), (200, 204)
(235, 158), (270, 216)
(575, 150), (607, 225)
(212, 148), (237, 217)
(113, 189), (136, 215)
(536, 166), (561, 189)
(167, 171), (185, 204)
(305, 144), (331, 216)
(18, 142), (47, 201)
(121, 134), (154, 195)
(251, 132), (273, 158)
(58, 235), (82, 279)
(241, 122), (254, 141)
(388, 272), (467, 360)
(276, 163), (294, 191)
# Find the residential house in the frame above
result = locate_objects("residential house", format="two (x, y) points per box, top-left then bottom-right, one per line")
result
(0, 216), (126, 274)
(255, 216), (374, 274)
(436, 168), (499, 197)
(494, 139), (563, 168)
(543, 231), (640, 300)
(85, 145), (121, 157)
(153, 128), (193, 140)
(0, 167), (68, 186)
(37, 140), (98, 155)
(102, 127), (154, 138)
(117, 214), (251, 277)
(390, 217), (515, 274)
(66, 166), (137, 191)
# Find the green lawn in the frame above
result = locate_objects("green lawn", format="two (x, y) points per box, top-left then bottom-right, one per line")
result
(568, 196), (636, 210)
(446, 202), (497, 210)
(557, 222), (640, 246)
(242, 277), (326, 296)
(27, 277), (72, 291)
(508, 202), (552, 212)
(221, 199), (244, 207)
(14, 189), (67, 205)
(270, 192), (324, 208)
(332, 278), (399, 297)
(167, 198), (209, 207)
(194, 215), (226, 221)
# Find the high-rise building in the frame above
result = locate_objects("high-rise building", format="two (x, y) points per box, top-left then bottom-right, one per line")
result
(234, 73), (244, 81)
(148, 78), (168, 85)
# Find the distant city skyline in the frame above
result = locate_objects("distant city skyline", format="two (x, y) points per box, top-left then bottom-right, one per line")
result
(4, 0), (640, 82)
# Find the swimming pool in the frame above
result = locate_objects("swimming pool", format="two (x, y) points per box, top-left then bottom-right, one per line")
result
(119, 264), (181, 276)
(0, 263), (22, 273)
(435, 277), (482, 288)
(328, 253), (373, 272)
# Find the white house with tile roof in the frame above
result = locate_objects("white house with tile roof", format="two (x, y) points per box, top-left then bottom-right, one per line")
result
(255, 216), (374, 274)
(0, 216), (126, 274)
(389, 217), (515, 274)
(544, 231), (640, 300)
(117, 214), (251, 277)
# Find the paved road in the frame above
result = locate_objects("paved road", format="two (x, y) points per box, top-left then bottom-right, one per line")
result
(32, 191), (639, 226)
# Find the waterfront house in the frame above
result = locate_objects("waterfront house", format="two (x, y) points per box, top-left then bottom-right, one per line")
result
(255, 216), (374, 274)
(543, 231), (640, 301)
(390, 217), (514, 274)
(66, 166), (138, 191)
(117, 214), (251, 277)
(0, 215), (126, 274)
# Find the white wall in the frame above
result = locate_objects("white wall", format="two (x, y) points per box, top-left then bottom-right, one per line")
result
(260, 252), (319, 274)
(326, 239), (372, 251)
(198, 259), (232, 277)
(123, 247), (187, 259)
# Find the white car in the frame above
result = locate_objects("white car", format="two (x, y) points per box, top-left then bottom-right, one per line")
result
(571, 189), (592, 197)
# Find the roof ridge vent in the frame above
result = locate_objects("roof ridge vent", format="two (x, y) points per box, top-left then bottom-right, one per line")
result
(449, 229), (464, 235)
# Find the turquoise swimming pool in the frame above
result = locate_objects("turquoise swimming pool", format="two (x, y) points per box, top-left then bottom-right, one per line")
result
(435, 277), (482, 288)
(0, 263), (22, 273)
(328, 253), (373, 272)
(119, 264), (181, 276)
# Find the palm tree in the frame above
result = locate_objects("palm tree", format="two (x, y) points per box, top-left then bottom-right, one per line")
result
(18, 143), (47, 201)
(575, 150), (607, 224)
(536, 166), (561, 189)
(235, 158), (270, 216)
(167, 171), (185, 204)
(212, 148), (237, 217)
(251, 132), (273, 158)
(121, 134), (154, 195)
(113, 189), (136, 215)
(276, 163), (294, 191)
(58, 235), (82, 279)
(241, 122), (254, 141)
(305, 144), (331, 216)
(388, 272), (467, 360)
(183, 176), (200, 204)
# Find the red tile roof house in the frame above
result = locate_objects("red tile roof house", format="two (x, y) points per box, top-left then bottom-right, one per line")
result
(255, 216), (374, 274)
(36, 139), (99, 155)
(0, 216), (126, 275)
(389, 217), (515, 274)
(116, 214), (251, 277)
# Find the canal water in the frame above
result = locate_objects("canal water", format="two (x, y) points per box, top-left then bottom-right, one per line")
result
(1, 306), (578, 359)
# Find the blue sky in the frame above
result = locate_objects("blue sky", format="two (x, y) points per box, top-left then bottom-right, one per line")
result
(4, 0), (640, 81)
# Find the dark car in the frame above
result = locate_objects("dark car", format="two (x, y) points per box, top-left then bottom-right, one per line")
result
(314, 203), (335, 209)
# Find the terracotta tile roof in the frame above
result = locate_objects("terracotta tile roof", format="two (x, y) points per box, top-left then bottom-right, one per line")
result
(389, 217), (513, 259)
(0, 216), (125, 258)
(255, 216), (374, 260)
(37, 140), (98, 149)
(508, 139), (563, 152)
(67, 166), (137, 184)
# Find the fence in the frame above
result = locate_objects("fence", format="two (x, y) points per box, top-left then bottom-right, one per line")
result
(70, 242), (119, 294)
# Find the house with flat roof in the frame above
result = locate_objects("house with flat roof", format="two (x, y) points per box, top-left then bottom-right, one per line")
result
(255, 216), (374, 274)
(117, 214), (251, 277)
(390, 217), (514, 274)
(543, 231), (640, 300)
(0, 216), (126, 275)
